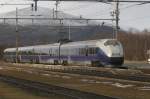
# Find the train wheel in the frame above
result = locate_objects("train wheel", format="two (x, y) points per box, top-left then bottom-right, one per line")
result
(54, 60), (59, 65)
(91, 61), (101, 67)
(62, 60), (68, 66)
(13, 58), (16, 63)
(36, 59), (39, 64)
(30, 59), (33, 64)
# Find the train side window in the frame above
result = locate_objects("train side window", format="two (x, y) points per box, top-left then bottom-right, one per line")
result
(82, 48), (84, 56)
(81, 48), (84, 56)
(91, 48), (94, 55)
(93, 48), (95, 55)
(81, 48), (83, 56)
(4, 52), (7, 55)
(5, 52), (10, 55)
(53, 49), (55, 56)
(86, 48), (88, 56)
(80, 48), (83, 56)
(49, 49), (51, 56)
(92, 48), (94, 55)
(21, 51), (24, 55)
(75, 48), (77, 55)
(87, 47), (98, 55)
(91, 48), (93, 55)
(63, 49), (65, 56)
(5, 52), (9, 55)
(69, 48), (72, 56)
(76, 48), (78, 56)
(28, 51), (33, 55)
(51, 49), (52, 56)
(79, 48), (81, 56)
(78, 48), (80, 56)
(56, 49), (58, 56)
(55, 50), (57, 56)
(8, 52), (11, 55)
(32, 49), (35, 55)
(95, 48), (98, 54)
(50, 49), (52, 56)
(61, 49), (64, 56)
(95, 47), (99, 53)
(88, 48), (92, 55)
(11, 52), (15, 55)
(53, 49), (54, 56)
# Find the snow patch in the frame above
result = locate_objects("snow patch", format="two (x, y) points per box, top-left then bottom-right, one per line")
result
(62, 76), (71, 79)
(138, 86), (150, 91)
(53, 75), (61, 78)
(81, 79), (101, 84)
(42, 73), (50, 76)
(26, 70), (33, 74)
(112, 83), (134, 88)
(100, 81), (113, 84)
(81, 79), (89, 82)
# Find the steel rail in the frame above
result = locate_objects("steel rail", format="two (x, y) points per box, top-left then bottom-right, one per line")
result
(0, 74), (116, 99)
(0, 17), (115, 20)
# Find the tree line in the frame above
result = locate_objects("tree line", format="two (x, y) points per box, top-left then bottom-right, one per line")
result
(0, 45), (7, 59)
(0, 29), (150, 61)
(118, 29), (150, 61)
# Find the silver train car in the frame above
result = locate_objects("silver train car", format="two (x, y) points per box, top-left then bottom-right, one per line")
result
(3, 39), (124, 67)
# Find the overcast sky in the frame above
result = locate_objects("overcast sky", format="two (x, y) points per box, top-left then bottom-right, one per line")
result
(0, 0), (150, 31)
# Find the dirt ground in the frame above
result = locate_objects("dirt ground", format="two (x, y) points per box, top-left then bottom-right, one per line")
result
(0, 63), (150, 99)
(0, 81), (68, 99)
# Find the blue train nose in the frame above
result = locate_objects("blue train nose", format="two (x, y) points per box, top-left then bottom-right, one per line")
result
(109, 57), (124, 66)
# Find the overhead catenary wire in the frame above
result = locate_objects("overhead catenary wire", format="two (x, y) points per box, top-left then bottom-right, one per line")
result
(120, 2), (149, 10)
(0, 0), (33, 13)
(57, 2), (112, 21)
(1, 0), (150, 31)
(121, 15), (150, 22)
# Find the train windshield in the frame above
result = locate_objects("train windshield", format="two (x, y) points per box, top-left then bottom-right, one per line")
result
(104, 40), (120, 46)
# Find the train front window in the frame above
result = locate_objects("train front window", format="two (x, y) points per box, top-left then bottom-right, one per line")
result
(104, 40), (119, 46)
(5, 52), (16, 55)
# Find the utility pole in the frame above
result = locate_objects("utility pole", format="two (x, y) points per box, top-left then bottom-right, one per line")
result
(3, 18), (6, 24)
(55, 1), (59, 18)
(34, 0), (38, 11)
(111, 0), (120, 39)
(15, 8), (19, 63)
(31, 3), (35, 24)
(68, 21), (71, 40)
(111, 3), (115, 39)
(53, 8), (55, 18)
(115, 0), (119, 39)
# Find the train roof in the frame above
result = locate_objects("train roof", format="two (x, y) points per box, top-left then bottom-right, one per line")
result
(4, 43), (59, 52)
(4, 39), (116, 52)
(62, 39), (105, 46)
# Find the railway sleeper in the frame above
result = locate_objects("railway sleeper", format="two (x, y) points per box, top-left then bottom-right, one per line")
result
(0, 75), (116, 99)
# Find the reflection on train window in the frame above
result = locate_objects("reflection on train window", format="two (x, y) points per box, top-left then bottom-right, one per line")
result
(5, 52), (16, 55)
(87, 47), (99, 55)
(104, 40), (119, 46)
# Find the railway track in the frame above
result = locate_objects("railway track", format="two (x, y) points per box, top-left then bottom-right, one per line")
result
(48, 67), (150, 82)
(0, 74), (116, 99)
(1, 63), (150, 83)
(22, 64), (150, 83)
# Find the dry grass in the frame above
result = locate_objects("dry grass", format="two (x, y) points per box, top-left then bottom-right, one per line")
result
(124, 60), (147, 64)
(0, 67), (150, 99)
(0, 81), (54, 99)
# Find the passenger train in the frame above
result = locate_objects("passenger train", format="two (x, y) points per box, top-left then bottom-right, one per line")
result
(3, 39), (124, 67)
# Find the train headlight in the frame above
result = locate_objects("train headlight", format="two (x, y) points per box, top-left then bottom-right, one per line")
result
(106, 49), (112, 57)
